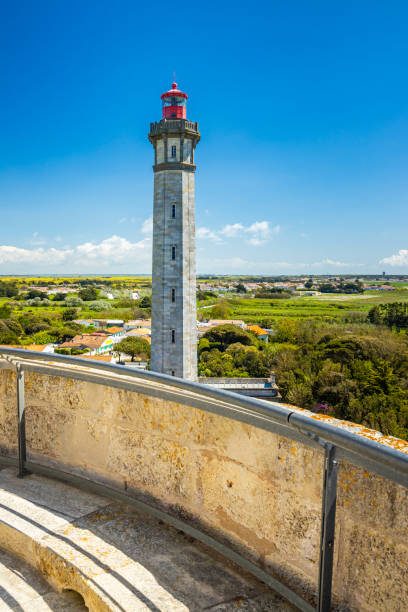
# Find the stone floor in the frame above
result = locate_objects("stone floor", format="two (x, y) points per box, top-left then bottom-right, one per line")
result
(0, 467), (295, 611)
(0, 546), (87, 610)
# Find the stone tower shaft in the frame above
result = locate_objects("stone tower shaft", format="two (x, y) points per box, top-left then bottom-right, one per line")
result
(148, 117), (200, 380)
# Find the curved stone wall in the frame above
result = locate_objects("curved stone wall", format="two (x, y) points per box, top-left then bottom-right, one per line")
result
(0, 369), (407, 611)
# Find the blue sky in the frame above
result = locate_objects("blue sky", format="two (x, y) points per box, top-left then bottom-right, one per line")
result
(0, 0), (407, 274)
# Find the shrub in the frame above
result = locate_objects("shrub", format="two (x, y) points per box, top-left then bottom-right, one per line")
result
(62, 308), (79, 321)
(87, 300), (113, 312)
(64, 297), (83, 307)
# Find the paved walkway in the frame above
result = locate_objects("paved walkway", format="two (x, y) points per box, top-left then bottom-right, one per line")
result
(0, 467), (293, 611)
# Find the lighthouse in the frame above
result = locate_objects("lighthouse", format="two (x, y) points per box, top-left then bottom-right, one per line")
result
(148, 82), (200, 380)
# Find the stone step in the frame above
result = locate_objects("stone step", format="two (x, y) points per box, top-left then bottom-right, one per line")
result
(0, 546), (86, 610)
(0, 467), (293, 611)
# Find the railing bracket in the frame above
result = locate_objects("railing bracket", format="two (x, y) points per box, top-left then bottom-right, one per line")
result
(317, 443), (338, 611)
(16, 365), (28, 478)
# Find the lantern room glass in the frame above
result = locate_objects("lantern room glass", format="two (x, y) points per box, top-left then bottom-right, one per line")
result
(162, 96), (186, 108)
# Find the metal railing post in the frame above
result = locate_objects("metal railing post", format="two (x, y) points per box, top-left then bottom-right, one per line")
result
(317, 443), (338, 611)
(16, 364), (27, 478)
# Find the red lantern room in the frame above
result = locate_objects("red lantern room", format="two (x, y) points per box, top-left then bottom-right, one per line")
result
(161, 81), (188, 119)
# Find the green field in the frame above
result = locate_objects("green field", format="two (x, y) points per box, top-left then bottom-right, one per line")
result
(226, 290), (408, 325)
(2, 275), (408, 329)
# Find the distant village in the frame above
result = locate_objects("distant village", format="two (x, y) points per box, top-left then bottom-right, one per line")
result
(1, 274), (407, 370)
(7, 315), (270, 368)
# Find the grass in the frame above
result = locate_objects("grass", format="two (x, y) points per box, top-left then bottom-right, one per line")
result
(227, 291), (408, 324)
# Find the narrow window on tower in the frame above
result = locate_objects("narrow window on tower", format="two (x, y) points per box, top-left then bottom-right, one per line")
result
(171, 288), (175, 303)
(171, 370), (175, 376)
(171, 329), (175, 343)
(171, 145), (176, 158)
(171, 204), (176, 218)
(171, 245), (176, 260)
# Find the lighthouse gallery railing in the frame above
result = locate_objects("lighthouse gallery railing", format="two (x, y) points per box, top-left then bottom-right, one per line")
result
(0, 347), (407, 612)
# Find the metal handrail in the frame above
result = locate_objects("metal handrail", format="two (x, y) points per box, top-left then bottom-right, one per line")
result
(0, 347), (407, 612)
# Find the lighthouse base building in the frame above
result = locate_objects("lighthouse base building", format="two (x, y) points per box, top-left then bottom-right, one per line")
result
(148, 82), (200, 380)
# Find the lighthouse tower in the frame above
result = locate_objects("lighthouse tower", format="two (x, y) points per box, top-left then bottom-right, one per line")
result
(148, 82), (200, 380)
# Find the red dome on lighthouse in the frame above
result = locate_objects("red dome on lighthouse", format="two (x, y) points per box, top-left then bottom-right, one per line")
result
(161, 81), (188, 119)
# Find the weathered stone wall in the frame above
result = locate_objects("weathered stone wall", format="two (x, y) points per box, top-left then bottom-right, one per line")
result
(151, 166), (197, 380)
(0, 369), (407, 611)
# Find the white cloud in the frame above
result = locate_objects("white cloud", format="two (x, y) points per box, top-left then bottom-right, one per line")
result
(380, 249), (408, 267)
(306, 258), (364, 268)
(219, 223), (244, 237)
(196, 227), (222, 242)
(75, 235), (150, 263)
(245, 221), (270, 237)
(197, 220), (277, 246)
(0, 245), (72, 265)
(141, 217), (153, 235)
(312, 258), (364, 268)
(197, 255), (365, 274)
(0, 233), (151, 268)
(247, 237), (266, 246)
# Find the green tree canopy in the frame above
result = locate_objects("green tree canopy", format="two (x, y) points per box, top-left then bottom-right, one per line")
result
(25, 289), (45, 299)
(236, 283), (247, 293)
(202, 324), (256, 351)
(209, 301), (232, 319)
(18, 313), (51, 335)
(0, 305), (12, 319)
(115, 337), (151, 362)
(138, 295), (152, 309)
(78, 287), (99, 301)
(272, 319), (408, 440)
(62, 307), (79, 321)
(0, 281), (18, 298)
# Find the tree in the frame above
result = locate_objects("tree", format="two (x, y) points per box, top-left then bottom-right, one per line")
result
(64, 297), (83, 307)
(272, 319), (408, 441)
(62, 308), (79, 322)
(305, 279), (314, 289)
(54, 325), (83, 342)
(31, 331), (57, 345)
(210, 301), (231, 319)
(368, 306), (382, 325)
(138, 295), (152, 309)
(236, 283), (247, 294)
(78, 287), (99, 301)
(18, 313), (50, 335)
(0, 326), (19, 345)
(367, 303), (408, 331)
(52, 293), (66, 301)
(197, 290), (217, 301)
(0, 281), (18, 298)
(198, 337), (211, 355)
(115, 337), (151, 362)
(0, 305), (12, 319)
(26, 289), (45, 299)
(1, 319), (23, 336)
(202, 324), (256, 351)
(132, 307), (150, 320)
(198, 349), (234, 377)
